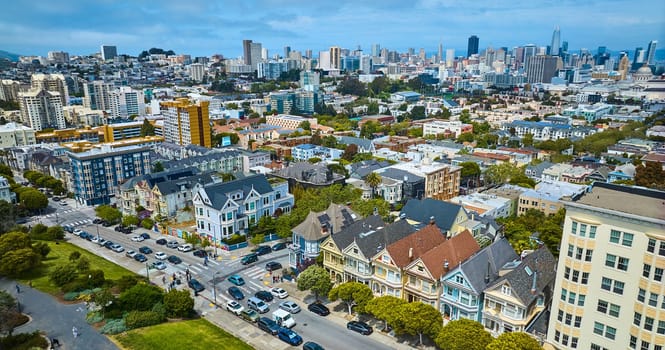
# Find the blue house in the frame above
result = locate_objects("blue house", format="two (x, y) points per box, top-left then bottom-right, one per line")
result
(440, 238), (518, 322)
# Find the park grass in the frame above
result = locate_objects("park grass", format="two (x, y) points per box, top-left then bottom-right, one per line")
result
(112, 319), (254, 350)
(18, 241), (137, 295)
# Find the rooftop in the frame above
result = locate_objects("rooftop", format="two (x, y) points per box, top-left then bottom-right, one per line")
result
(567, 182), (665, 221)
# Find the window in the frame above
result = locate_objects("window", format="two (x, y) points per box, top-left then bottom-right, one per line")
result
(655, 267), (663, 281)
(571, 221), (577, 235)
(576, 247), (583, 260)
(574, 315), (582, 327)
(644, 264), (652, 278)
(609, 304), (620, 317)
(561, 288), (567, 301)
(610, 230), (621, 243)
(554, 330), (560, 342)
(630, 336), (637, 349)
(597, 300), (608, 314)
(568, 292), (576, 304)
(645, 316), (654, 331)
(557, 309), (563, 321)
(634, 312), (642, 326)
(562, 334), (569, 346)
(658, 320), (665, 335)
(593, 322), (604, 335)
(601, 277), (612, 291)
(642, 342), (651, 350)
(605, 254), (616, 268)
(649, 293), (658, 307)
(501, 284), (511, 296)
(613, 281), (624, 295)
(572, 270), (579, 282)
(589, 225), (597, 238)
(638, 288), (646, 302)
(618, 257), (629, 271)
(585, 249), (593, 262)
(660, 241), (665, 256)
(606, 325), (616, 340)
(581, 272), (589, 284)
(571, 337), (578, 349)
(567, 244), (574, 258)
(578, 294), (585, 306)
(564, 267), (571, 279)
(648, 238), (656, 253)
(565, 313), (572, 325)
(579, 224), (587, 237)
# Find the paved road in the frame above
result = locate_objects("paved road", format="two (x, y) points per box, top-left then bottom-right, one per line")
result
(0, 279), (117, 350)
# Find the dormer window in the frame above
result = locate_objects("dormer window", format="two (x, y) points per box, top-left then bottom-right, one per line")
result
(501, 284), (511, 296)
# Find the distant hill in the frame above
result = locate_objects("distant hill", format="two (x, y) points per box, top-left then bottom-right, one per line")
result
(0, 50), (20, 62)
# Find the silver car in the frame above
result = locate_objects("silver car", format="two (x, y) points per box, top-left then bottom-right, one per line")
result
(279, 301), (301, 314)
(166, 240), (179, 249)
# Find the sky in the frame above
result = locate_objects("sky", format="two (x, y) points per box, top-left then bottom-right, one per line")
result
(1, 0), (664, 59)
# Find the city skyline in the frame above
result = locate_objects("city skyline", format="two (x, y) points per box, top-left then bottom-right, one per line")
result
(0, 0), (664, 58)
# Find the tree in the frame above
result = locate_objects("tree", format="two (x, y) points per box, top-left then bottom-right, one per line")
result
(119, 283), (164, 312)
(122, 215), (140, 227)
(409, 106), (426, 120)
(296, 265), (333, 301)
(522, 133), (534, 147)
(0, 164), (12, 178)
(396, 302), (442, 346)
(434, 318), (492, 350)
(336, 77), (367, 97)
(634, 161), (665, 190)
(164, 289), (194, 318)
(341, 144), (359, 161)
(299, 120), (311, 131)
(483, 163), (523, 185)
(365, 295), (406, 331)
(141, 218), (155, 229)
(364, 172), (382, 199)
(328, 282), (374, 315)
(367, 101), (379, 115)
(152, 162), (164, 173)
(17, 188), (48, 211)
(49, 264), (78, 286)
(93, 289), (115, 318)
(0, 200), (17, 234)
(0, 290), (21, 335)
(460, 161), (481, 179)
(486, 332), (542, 350)
(140, 119), (155, 137)
(95, 205), (122, 224)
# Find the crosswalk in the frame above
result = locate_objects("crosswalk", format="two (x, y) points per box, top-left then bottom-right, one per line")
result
(61, 219), (93, 227)
(44, 209), (77, 218)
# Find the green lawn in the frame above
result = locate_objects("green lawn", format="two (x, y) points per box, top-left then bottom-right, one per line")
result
(112, 319), (254, 350)
(18, 241), (137, 295)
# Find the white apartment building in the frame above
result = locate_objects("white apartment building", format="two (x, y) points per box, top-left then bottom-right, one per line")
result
(547, 182), (665, 350)
(0, 122), (36, 148)
(62, 106), (105, 127)
(109, 86), (145, 118)
(265, 114), (317, 130)
(31, 74), (69, 107)
(422, 120), (473, 138)
(189, 63), (205, 82)
(0, 80), (21, 103)
(83, 81), (115, 111)
(18, 89), (66, 131)
(0, 175), (14, 203)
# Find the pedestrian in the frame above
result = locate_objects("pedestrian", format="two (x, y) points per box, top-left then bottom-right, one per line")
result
(72, 326), (78, 338)
(162, 276), (166, 284)
(29, 280), (32, 288)
(51, 338), (60, 347)
(15, 284), (20, 294)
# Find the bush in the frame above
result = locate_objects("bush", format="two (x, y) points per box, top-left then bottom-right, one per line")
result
(151, 302), (166, 320)
(32, 241), (51, 257)
(76, 257), (90, 271)
(63, 292), (80, 301)
(86, 311), (104, 324)
(223, 234), (246, 245)
(99, 318), (127, 334)
(61, 279), (88, 293)
(141, 218), (154, 229)
(49, 264), (78, 286)
(88, 269), (106, 288)
(163, 289), (194, 318)
(69, 251), (81, 261)
(124, 310), (163, 329)
(0, 331), (48, 350)
(116, 275), (140, 292)
(119, 283), (164, 312)
(104, 308), (124, 320)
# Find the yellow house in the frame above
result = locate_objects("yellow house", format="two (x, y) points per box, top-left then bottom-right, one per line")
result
(321, 235), (345, 283)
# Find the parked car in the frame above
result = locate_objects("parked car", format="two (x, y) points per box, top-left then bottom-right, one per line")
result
(227, 274), (245, 286)
(155, 252), (168, 260)
(167, 255), (182, 264)
(133, 254), (147, 263)
(271, 242), (287, 251)
(93, 218), (102, 224)
(265, 261), (282, 271)
(79, 232), (91, 240)
(226, 300), (244, 315)
(156, 238), (167, 245)
(96, 238), (107, 246)
(254, 290), (274, 302)
(193, 249), (207, 258)
(307, 302), (330, 316)
(114, 225), (124, 232)
(73, 229), (83, 236)
(139, 246), (153, 254)
(241, 309), (259, 323)
(63, 225), (74, 233)
(166, 240), (179, 249)
(303, 341), (325, 350)
(110, 244), (124, 253)
(103, 241), (115, 249)
(102, 220), (113, 227)
(277, 327), (303, 346)
(187, 278), (205, 292)
(253, 245), (272, 256)
(139, 233), (150, 240)
(91, 236), (102, 244)
(126, 250), (137, 258)
(279, 301), (301, 314)
(257, 317), (280, 335)
(227, 286), (244, 300)
(270, 287), (288, 299)
(131, 235), (144, 242)
(346, 321), (373, 335)
(178, 243), (193, 252)
(151, 261), (167, 270)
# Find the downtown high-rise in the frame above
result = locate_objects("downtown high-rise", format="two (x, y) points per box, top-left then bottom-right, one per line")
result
(467, 35), (479, 57)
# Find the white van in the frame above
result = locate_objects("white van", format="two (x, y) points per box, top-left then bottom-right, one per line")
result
(248, 297), (270, 314)
(273, 309), (295, 328)
(178, 243), (193, 252)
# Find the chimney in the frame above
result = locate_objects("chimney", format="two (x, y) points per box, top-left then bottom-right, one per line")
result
(484, 261), (491, 284)
(530, 271), (538, 294)
(408, 247), (413, 260)
(444, 259), (449, 271)
(429, 216), (435, 226)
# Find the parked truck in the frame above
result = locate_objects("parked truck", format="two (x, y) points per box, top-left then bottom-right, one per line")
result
(272, 309), (296, 328)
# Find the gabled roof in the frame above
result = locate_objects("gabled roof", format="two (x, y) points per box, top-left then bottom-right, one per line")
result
(292, 203), (359, 241)
(331, 215), (385, 252)
(336, 136), (374, 151)
(415, 230), (480, 280)
(200, 174), (274, 209)
(377, 168), (424, 184)
(454, 238), (518, 294)
(487, 246), (556, 306)
(352, 219), (417, 259)
(154, 173), (214, 195)
(400, 198), (466, 232)
(386, 223), (448, 268)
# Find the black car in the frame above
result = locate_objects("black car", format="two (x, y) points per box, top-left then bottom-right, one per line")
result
(193, 249), (207, 258)
(133, 254), (147, 262)
(271, 242), (287, 251)
(167, 255), (182, 264)
(139, 233), (150, 240)
(63, 225), (74, 233)
(102, 220), (113, 227)
(254, 290), (274, 302)
(114, 225), (124, 232)
(103, 241), (115, 249)
(156, 238), (167, 245)
(346, 321), (373, 335)
(303, 341), (325, 350)
(228, 286), (244, 300)
(188, 279), (205, 292)
(253, 245), (272, 256)
(121, 226), (132, 234)
(265, 261), (282, 272)
(308, 302), (330, 316)
(93, 218), (102, 224)
(257, 317), (280, 335)
(139, 246), (153, 254)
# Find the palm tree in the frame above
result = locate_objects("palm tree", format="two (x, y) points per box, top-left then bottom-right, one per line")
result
(364, 172), (382, 199)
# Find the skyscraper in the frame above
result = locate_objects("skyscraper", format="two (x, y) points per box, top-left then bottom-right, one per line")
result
(525, 55), (558, 83)
(438, 42), (443, 63)
(18, 89), (66, 131)
(467, 35), (479, 57)
(250, 42), (263, 70)
(329, 46), (341, 70)
(633, 47), (645, 65)
(100, 45), (117, 61)
(371, 44), (380, 57)
(30, 74), (69, 107)
(646, 40), (658, 65)
(284, 46), (291, 58)
(242, 39), (252, 65)
(161, 98), (211, 148)
(550, 26), (561, 56)
(83, 81), (114, 111)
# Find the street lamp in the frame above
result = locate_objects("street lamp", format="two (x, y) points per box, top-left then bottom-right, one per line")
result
(212, 271), (221, 308)
(145, 262), (150, 282)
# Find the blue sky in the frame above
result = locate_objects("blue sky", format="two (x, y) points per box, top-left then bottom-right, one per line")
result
(1, 0), (664, 58)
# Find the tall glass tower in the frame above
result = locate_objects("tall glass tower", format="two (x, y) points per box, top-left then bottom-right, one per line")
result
(550, 26), (561, 56)
(467, 35), (479, 57)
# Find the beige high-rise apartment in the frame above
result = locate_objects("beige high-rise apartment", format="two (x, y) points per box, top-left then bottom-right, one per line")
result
(31, 74), (69, 106)
(18, 89), (65, 131)
(546, 182), (665, 350)
(330, 46), (341, 70)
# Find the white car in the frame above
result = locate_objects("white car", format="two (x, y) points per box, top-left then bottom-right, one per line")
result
(126, 250), (137, 258)
(73, 229), (82, 236)
(226, 300), (244, 315)
(271, 287), (288, 299)
(91, 236), (101, 244)
(131, 235), (144, 242)
(151, 261), (167, 270)
(111, 244), (124, 253)
(279, 301), (301, 314)
(155, 252), (168, 260)
(96, 238), (107, 246)
(177, 243), (193, 252)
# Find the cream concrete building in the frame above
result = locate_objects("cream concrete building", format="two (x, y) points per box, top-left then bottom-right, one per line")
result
(546, 182), (665, 350)
(18, 89), (66, 131)
(0, 122), (36, 148)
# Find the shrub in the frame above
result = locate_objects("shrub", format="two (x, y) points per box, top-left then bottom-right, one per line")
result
(61, 280), (87, 293)
(76, 257), (90, 271)
(69, 251), (81, 261)
(116, 275), (140, 292)
(119, 283), (164, 311)
(163, 289), (194, 318)
(99, 319), (127, 334)
(104, 308), (124, 320)
(88, 269), (105, 288)
(85, 311), (104, 324)
(151, 302), (166, 320)
(32, 241), (51, 257)
(124, 310), (163, 329)
(49, 264), (78, 286)
(0, 331), (48, 349)
(223, 234), (246, 245)
(63, 292), (80, 301)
